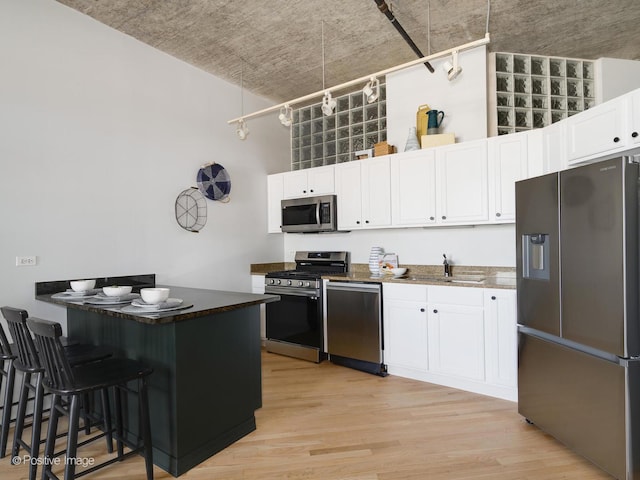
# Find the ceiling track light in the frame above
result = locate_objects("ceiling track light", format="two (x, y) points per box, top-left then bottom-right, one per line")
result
(321, 91), (336, 116)
(236, 119), (249, 140)
(226, 34), (489, 127)
(278, 104), (293, 127)
(443, 50), (462, 81)
(363, 77), (380, 103)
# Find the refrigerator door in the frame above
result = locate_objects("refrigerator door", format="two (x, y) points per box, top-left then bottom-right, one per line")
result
(516, 172), (561, 335)
(560, 158), (639, 357)
(518, 332), (640, 480)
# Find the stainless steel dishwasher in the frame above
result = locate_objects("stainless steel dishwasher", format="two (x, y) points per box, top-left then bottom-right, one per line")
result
(325, 281), (386, 376)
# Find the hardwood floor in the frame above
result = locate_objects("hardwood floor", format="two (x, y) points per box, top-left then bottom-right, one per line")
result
(0, 350), (612, 479)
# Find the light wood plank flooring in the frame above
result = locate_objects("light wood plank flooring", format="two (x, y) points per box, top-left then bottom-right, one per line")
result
(0, 350), (612, 479)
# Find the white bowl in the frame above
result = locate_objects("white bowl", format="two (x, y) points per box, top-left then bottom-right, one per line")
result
(391, 267), (407, 277)
(70, 279), (96, 292)
(102, 285), (132, 297)
(140, 288), (170, 305)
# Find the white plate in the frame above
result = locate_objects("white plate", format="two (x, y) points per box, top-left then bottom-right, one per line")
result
(52, 290), (98, 300)
(120, 302), (190, 314)
(130, 298), (183, 310)
(84, 293), (139, 305)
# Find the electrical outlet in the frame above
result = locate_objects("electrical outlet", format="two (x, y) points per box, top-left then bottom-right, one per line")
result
(16, 256), (37, 266)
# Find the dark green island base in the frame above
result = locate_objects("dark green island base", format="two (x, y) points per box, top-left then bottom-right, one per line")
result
(36, 275), (279, 477)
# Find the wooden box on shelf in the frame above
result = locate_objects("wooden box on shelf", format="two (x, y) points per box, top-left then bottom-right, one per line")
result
(374, 141), (396, 157)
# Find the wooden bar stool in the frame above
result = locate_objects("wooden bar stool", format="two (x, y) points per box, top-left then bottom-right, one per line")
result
(0, 307), (112, 480)
(27, 317), (154, 480)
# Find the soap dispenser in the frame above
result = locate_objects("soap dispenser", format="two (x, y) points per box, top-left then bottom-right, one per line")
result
(443, 254), (451, 277)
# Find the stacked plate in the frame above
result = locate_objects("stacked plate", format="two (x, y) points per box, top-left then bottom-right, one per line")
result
(121, 298), (186, 313)
(51, 289), (100, 300)
(84, 292), (140, 305)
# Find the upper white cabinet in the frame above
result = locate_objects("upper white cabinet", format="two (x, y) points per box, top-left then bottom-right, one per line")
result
(542, 120), (567, 173)
(267, 173), (284, 233)
(566, 88), (640, 164)
(335, 156), (391, 230)
(487, 131), (529, 223)
(282, 165), (335, 199)
(390, 150), (436, 226)
(436, 139), (489, 225)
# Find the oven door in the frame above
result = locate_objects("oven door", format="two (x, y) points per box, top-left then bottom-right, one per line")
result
(265, 285), (324, 362)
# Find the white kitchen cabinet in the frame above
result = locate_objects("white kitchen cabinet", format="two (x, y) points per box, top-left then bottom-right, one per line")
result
(427, 286), (485, 382)
(484, 289), (517, 389)
(383, 283), (428, 372)
(267, 173), (284, 233)
(335, 156), (391, 230)
(542, 120), (567, 173)
(390, 150), (436, 226)
(487, 131), (528, 223)
(435, 139), (489, 225)
(282, 165), (335, 199)
(565, 93), (629, 163)
(629, 89), (640, 147)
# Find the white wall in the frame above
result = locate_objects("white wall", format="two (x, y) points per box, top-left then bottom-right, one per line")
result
(596, 57), (640, 102)
(283, 45), (512, 270)
(283, 225), (515, 268)
(386, 46), (488, 148)
(0, 0), (290, 326)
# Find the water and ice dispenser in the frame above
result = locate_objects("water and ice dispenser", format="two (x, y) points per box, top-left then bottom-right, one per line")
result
(522, 234), (550, 280)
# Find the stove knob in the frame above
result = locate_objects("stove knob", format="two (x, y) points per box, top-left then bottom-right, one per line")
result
(276, 279), (281, 285)
(298, 281), (304, 286)
(304, 281), (310, 287)
(269, 279), (275, 285)
(287, 280), (293, 286)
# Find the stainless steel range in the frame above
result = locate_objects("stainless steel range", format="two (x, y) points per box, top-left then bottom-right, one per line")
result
(264, 251), (349, 363)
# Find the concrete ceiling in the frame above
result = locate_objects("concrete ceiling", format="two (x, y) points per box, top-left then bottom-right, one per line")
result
(56, 0), (640, 103)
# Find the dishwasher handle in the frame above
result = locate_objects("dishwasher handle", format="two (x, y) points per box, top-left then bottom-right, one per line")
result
(326, 282), (381, 293)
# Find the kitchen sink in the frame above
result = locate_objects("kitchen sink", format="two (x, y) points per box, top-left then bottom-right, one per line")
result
(407, 274), (485, 284)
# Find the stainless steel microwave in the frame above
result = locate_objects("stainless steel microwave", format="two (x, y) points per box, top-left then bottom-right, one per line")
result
(281, 195), (337, 233)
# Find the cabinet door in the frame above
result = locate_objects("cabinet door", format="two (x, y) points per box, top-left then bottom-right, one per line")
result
(335, 161), (363, 230)
(436, 139), (489, 224)
(542, 121), (566, 173)
(391, 151), (436, 226)
(488, 132), (528, 223)
(361, 156), (391, 227)
(630, 90), (640, 147)
(384, 299), (428, 371)
(484, 289), (517, 388)
(267, 173), (284, 233)
(566, 96), (628, 163)
(307, 165), (335, 195)
(427, 304), (485, 381)
(282, 170), (309, 198)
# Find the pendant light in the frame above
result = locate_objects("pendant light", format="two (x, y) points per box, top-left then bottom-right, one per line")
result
(236, 63), (249, 140)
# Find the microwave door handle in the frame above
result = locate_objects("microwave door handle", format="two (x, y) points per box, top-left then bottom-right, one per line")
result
(316, 202), (321, 226)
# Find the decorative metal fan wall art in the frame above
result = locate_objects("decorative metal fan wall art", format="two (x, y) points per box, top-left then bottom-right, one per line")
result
(196, 162), (231, 202)
(175, 187), (207, 232)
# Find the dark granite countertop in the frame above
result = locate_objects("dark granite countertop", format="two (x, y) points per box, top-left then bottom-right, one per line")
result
(36, 275), (279, 325)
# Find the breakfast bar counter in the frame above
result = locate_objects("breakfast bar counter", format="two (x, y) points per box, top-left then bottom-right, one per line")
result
(35, 275), (279, 477)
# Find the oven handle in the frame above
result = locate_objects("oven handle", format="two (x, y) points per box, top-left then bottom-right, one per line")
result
(326, 282), (381, 293)
(265, 286), (319, 298)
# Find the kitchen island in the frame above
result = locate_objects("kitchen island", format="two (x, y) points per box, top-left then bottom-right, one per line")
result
(36, 275), (279, 477)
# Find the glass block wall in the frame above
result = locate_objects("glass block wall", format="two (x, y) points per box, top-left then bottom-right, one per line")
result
(291, 82), (386, 170)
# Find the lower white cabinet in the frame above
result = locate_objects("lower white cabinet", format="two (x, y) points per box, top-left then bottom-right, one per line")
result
(383, 284), (428, 371)
(383, 282), (517, 401)
(484, 289), (518, 389)
(427, 301), (485, 382)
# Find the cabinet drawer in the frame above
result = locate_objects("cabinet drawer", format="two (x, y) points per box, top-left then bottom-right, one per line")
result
(383, 283), (428, 302)
(428, 285), (483, 306)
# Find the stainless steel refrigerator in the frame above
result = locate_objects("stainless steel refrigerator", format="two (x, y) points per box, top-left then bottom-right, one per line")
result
(516, 156), (640, 480)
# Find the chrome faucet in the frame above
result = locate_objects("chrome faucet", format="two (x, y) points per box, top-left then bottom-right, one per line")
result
(443, 254), (451, 277)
